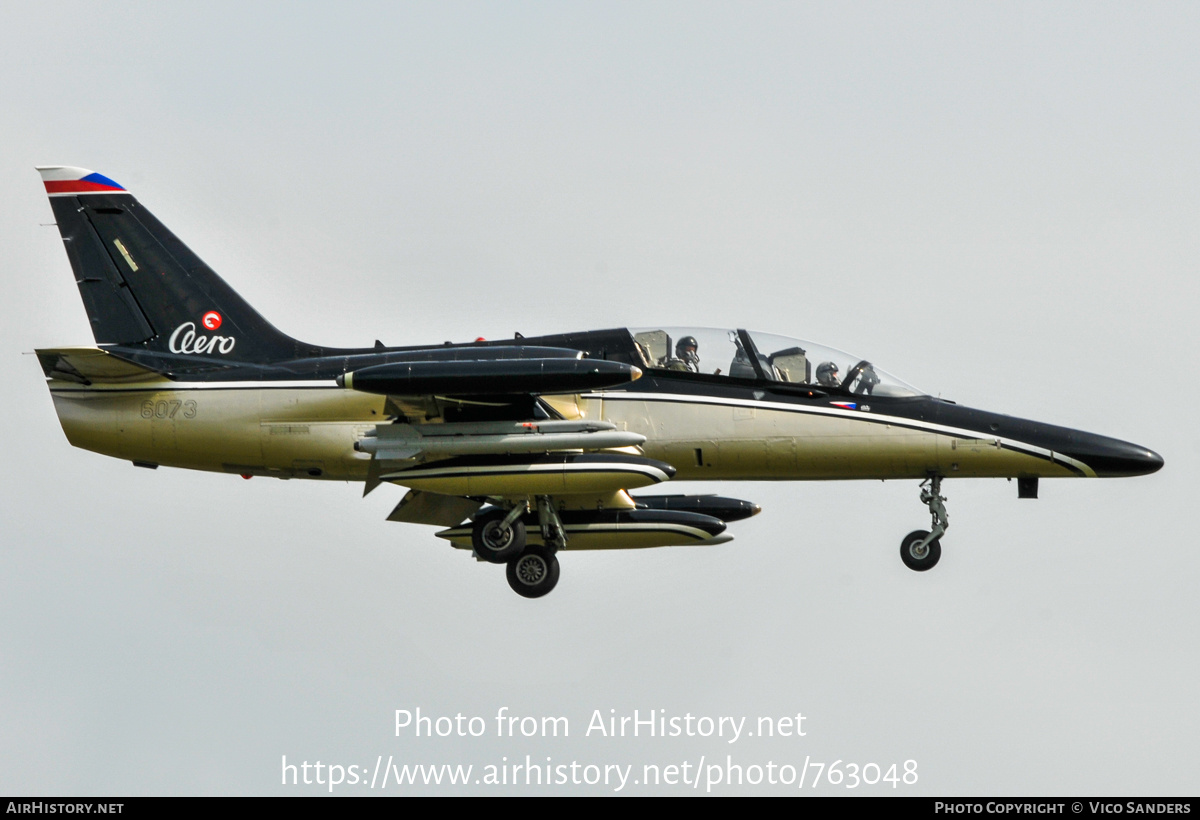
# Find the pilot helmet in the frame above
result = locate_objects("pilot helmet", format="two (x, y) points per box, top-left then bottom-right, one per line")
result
(675, 336), (699, 367)
(816, 361), (839, 386)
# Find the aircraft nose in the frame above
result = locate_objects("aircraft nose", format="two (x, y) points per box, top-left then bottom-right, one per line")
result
(1121, 445), (1164, 477)
(1068, 436), (1164, 478)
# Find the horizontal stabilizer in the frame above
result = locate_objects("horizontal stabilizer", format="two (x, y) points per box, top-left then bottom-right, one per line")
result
(35, 347), (162, 385)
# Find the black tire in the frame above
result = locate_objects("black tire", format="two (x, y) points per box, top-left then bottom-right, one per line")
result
(506, 546), (560, 598)
(900, 530), (941, 572)
(472, 509), (526, 564)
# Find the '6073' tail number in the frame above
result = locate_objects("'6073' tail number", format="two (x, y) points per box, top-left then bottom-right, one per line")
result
(140, 399), (198, 420)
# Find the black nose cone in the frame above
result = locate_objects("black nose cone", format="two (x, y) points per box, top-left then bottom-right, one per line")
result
(1069, 436), (1164, 478)
(1117, 445), (1164, 477)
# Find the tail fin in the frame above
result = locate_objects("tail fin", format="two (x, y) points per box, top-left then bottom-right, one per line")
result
(38, 166), (322, 362)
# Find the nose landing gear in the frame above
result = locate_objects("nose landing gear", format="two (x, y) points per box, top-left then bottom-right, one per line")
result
(901, 476), (948, 572)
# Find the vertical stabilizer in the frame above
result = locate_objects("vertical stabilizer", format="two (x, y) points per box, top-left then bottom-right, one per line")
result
(37, 166), (322, 362)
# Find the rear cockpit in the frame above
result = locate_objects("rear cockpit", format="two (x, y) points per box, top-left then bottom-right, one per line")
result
(629, 327), (925, 397)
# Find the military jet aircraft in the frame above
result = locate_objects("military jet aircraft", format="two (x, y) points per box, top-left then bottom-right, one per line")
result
(33, 166), (1163, 598)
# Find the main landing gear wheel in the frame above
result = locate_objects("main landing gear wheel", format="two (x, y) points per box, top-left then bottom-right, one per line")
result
(900, 530), (941, 571)
(506, 546), (560, 599)
(472, 509), (526, 564)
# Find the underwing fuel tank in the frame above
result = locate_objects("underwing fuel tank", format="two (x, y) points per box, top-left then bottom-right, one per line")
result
(339, 358), (641, 395)
(630, 493), (762, 522)
(382, 453), (676, 497)
(437, 506), (731, 551)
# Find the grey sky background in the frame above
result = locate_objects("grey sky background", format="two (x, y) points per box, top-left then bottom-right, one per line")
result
(1, 1), (1196, 795)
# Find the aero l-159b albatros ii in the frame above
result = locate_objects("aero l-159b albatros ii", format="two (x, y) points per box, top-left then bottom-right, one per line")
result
(33, 167), (1163, 597)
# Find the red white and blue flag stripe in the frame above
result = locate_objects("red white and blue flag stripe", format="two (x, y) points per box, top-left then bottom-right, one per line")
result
(37, 166), (128, 196)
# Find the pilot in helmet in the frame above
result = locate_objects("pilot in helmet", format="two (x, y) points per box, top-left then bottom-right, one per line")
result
(816, 361), (840, 387)
(674, 336), (700, 372)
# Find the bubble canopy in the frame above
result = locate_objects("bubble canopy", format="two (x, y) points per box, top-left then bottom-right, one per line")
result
(629, 327), (925, 398)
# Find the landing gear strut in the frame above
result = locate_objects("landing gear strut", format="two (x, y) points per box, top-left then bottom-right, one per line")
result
(900, 475), (949, 572)
(535, 495), (567, 550)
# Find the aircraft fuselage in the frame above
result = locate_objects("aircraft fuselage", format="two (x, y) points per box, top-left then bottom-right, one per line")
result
(46, 352), (1159, 484)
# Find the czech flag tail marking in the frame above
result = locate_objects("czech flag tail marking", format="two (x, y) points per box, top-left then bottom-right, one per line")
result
(37, 166), (128, 196)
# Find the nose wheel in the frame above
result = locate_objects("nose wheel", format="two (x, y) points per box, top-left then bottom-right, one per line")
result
(901, 476), (948, 572)
(900, 529), (941, 571)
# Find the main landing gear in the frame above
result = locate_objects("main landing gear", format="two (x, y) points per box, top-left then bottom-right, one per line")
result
(471, 496), (565, 598)
(471, 506), (526, 563)
(900, 475), (949, 572)
(506, 545), (560, 599)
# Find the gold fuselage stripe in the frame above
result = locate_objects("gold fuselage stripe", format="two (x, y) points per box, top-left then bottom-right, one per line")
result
(47, 382), (1090, 483)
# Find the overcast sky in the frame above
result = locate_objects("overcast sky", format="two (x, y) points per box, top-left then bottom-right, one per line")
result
(1, 1), (1196, 795)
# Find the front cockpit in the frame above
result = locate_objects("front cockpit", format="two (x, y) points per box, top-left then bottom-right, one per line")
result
(629, 327), (925, 398)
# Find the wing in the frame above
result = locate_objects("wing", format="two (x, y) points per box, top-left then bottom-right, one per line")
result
(339, 353), (743, 554)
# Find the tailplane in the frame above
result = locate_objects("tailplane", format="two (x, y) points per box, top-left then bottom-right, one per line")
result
(38, 166), (321, 362)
